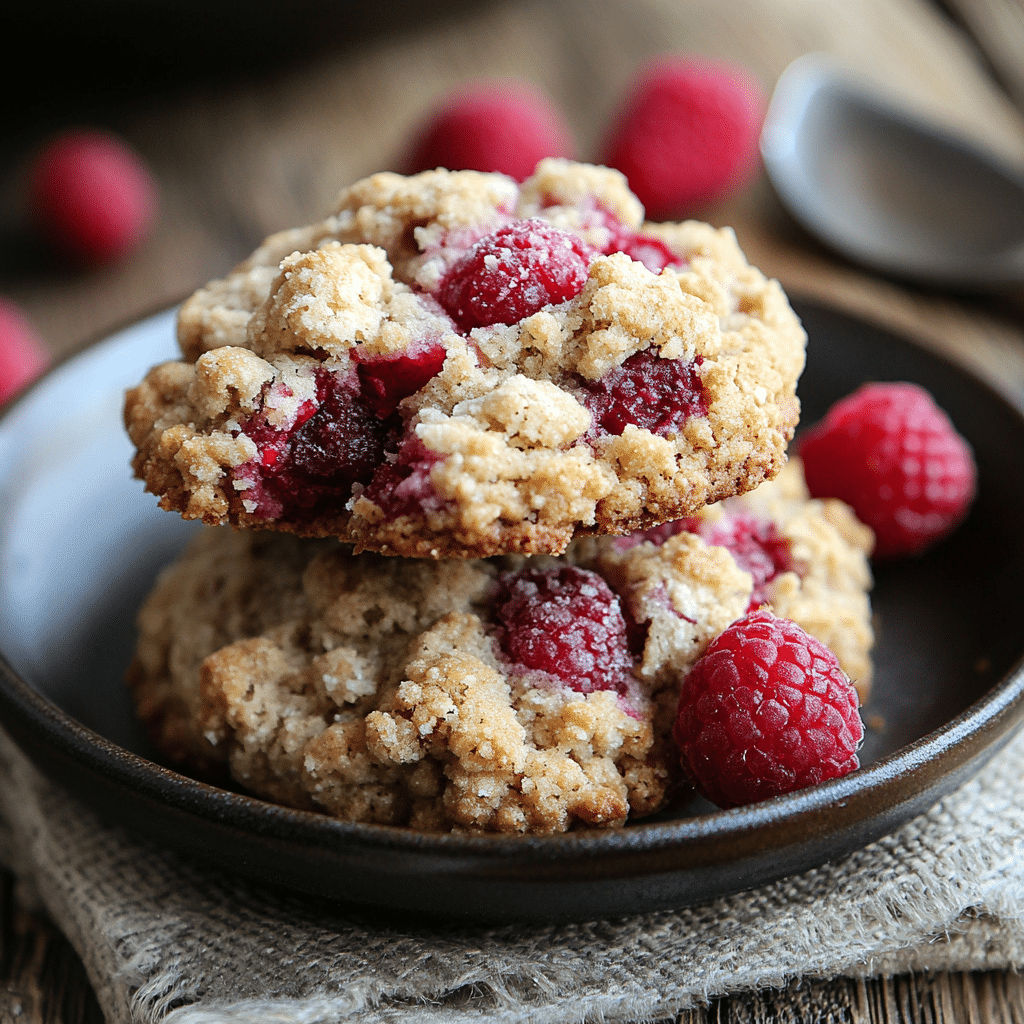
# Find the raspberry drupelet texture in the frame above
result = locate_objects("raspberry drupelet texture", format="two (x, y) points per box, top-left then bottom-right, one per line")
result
(672, 610), (863, 809)
(124, 159), (806, 559)
(800, 382), (976, 558)
(492, 566), (634, 695)
(127, 460), (874, 834)
(437, 219), (594, 330)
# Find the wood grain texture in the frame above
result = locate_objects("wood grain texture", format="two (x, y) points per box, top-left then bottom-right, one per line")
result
(2, 0), (1024, 1021)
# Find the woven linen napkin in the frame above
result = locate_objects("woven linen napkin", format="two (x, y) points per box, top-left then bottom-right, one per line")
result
(1, 723), (1023, 1024)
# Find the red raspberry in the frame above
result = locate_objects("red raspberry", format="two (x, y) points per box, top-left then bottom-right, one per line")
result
(354, 341), (447, 418)
(437, 219), (593, 332)
(701, 514), (793, 611)
(360, 436), (447, 519)
(596, 209), (686, 272)
(799, 383), (976, 559)
(238, 367), (390, 520)
(602, 57), (764, 218)
(404, 81), (575, 182)
(673, 611), (862, 809)
(492, 566), (634, 694)
(0, 298), (48, 404)
(579, 347), (706, 437)
(29, 129), (158, 264)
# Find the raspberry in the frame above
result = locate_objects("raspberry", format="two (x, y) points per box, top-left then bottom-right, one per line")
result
(404, 81), (575, 182)
(492, 566), (634, 694)
(673, 611), (862, 809)
(579, 347), (706, 437)
(619, 513), (792, 609)
(799, 383), (976, 558)
(601, 57), (764, 218)
(360, 436), (446, 519)
(0, 298), (48, 404)
(437, 219), (593, 331)
(236, 344), (448, 521)
(29, 129), (158, 264)
(237, 367), (393, 520)
(354, 341), (447, 418)
(597, 210), (686, 272)
(701, 514), (793, 610)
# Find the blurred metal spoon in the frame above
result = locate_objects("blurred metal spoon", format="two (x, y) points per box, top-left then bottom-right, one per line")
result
(760, 53), (1024, 289)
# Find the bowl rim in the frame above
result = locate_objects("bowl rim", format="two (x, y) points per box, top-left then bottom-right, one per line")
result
(2, 296), (1024, 904)
(2, 640), (1023, 870)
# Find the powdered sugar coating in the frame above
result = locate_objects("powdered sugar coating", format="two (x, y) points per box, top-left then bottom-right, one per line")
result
(125, 160), (805, 558)
(128, 462), (873, 834)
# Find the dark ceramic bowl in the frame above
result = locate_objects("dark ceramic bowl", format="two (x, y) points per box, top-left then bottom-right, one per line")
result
(1, 299), (1023, 924)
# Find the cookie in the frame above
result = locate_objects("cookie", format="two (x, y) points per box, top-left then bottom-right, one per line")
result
(125, 159), (806, 558)
(128, 461), (873, 834)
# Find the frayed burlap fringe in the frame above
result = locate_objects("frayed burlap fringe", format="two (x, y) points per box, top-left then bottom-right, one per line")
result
(2, 725), (1023, 1024)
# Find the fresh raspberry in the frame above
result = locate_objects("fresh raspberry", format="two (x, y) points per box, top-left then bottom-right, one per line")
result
(673, 611), (862, 809)
(601, 57), (764, 218)
(404, 81), (575, 182)
(579, 347), (706, 437)
(799, 383), (976, 558)
(492, 566), (634, 694)
(437, 219), (593, 331)
(29, 129), (158, 264)
(0, 298), (48, 404)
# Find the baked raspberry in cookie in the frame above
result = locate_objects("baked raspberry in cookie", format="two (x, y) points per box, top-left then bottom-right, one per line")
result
(124, 159), (806, 558)
(128, 462), (872, 834)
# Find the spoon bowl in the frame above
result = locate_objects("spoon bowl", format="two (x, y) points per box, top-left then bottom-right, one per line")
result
(760, 54), (1024, 288)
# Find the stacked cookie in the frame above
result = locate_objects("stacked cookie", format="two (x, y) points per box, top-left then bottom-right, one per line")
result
(124, 160), (873, 833)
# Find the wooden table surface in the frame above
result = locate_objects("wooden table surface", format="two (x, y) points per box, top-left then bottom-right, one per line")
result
(4, 0), (1024, 1020)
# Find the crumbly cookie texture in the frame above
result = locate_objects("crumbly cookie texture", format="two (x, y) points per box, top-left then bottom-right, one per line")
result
(128, 461), (872, 834)
(125, 159), (806, 559)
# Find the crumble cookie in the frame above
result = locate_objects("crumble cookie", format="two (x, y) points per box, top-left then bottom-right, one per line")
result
(125, 159), (806, 559)
(128, 462), (872, 834)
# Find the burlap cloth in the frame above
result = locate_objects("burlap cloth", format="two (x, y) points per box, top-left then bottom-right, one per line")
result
(1, 721), (1023, 1024)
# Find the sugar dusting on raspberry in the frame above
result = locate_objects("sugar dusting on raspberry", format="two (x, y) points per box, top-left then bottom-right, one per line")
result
(800, 382), (976, 558)
(437, 219), (594, 332)
(492, 566), (635, 695)
(404, 81), (576, 182)
(617, 512), (793, 610)
(673, 610), (862, 809)
(580, 347), (706, 437)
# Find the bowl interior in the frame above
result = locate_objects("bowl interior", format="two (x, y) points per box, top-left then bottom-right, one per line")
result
(1, 299), (1022, 921)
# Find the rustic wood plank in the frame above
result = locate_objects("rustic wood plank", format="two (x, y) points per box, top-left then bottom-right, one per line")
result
(0, 872), (102, 1024)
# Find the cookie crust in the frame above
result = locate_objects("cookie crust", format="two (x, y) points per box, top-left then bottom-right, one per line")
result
(125, 160), (805, 558)
(128, 462), (872, 834)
